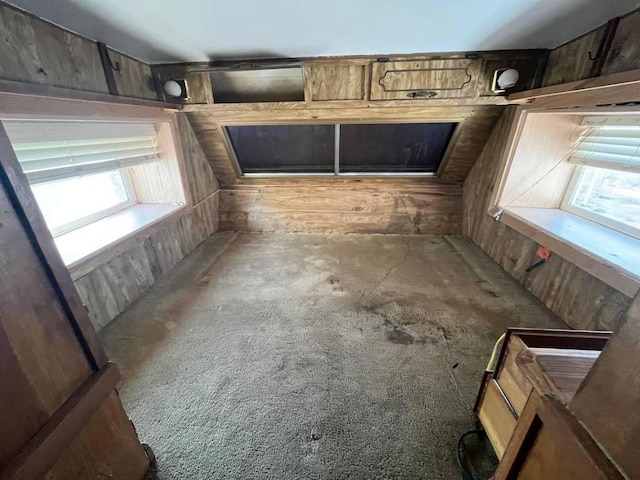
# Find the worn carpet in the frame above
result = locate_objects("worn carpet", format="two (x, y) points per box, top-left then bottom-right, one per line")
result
(100, 233), (566, 479)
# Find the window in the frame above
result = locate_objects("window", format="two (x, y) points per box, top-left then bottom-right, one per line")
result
(225, 122), (457, 176)
(3, 120), (164, 237)
(561, 117), (640, 239)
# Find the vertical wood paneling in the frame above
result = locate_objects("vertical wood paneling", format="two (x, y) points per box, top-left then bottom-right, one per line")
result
(463, 106), (632, 331)
(0, 4), (108, 93)
(107, 49), (157, 100)
(303, 64), (366, 101)
(542, 27), (606, 86)
(602, 10), (640, 75)
(177, 114), (219, 203)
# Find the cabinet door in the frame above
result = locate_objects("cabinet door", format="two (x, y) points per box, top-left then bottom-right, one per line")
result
(0, 123), (149, 480)
(370, 59), (481, 100)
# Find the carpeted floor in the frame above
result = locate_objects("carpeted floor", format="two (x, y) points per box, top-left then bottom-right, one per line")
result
(100, 233), (566, 479)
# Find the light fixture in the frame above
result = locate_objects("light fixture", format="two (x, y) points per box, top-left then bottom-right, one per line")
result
(491, 68), (520, 94)
(163, 79), (189, 100)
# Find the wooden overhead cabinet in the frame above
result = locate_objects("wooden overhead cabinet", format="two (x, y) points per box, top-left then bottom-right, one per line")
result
(0, 123), (150, 480)
(370, 59), (481, 100)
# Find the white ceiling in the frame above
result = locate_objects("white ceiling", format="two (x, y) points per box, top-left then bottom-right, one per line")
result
(7, 0), (640, 64)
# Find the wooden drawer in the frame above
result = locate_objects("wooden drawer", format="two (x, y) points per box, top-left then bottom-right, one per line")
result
(370, 59), (481, 100)
(495, 336), (533, 415)
(477, 377), (518, 459)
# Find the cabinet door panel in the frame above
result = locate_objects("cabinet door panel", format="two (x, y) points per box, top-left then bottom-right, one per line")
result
(370, 59), (480, 100)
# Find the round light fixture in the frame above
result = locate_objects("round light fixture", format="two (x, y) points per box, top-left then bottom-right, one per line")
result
(163, 80), (184, 98)
(497, 69), (520, 90)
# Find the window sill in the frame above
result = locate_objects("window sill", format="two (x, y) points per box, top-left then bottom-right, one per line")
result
(56, 203), (186, 281)
(501, 207), (640, 298)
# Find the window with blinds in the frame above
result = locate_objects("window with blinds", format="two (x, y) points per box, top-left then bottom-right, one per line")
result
(3, 120), (161, 236)
(563, 116), (640, 239)
(3, 120), (161, 184)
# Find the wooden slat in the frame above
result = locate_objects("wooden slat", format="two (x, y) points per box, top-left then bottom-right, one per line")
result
(0, 363), (121, 480)
(0, 79), (178, 111)
(476, 379), (518, 458)
(508, 68), (640, 108)
(302, 64), (366, 101)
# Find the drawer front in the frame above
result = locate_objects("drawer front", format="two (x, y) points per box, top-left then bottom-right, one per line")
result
(370, 59), (480, 100)
(496, 336), (534, 415)
(477, 379), (518, 459)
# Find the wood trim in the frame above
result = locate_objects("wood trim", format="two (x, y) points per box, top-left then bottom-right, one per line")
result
(500, 209), (640, 298)
(67, 205), (189, 281)
(508, 68), (640, 108)
(0, 123), (108, 368)
(184, 97), (508, 112)
(0, 363), (121, 480)
(493, 391), (542, 479)
(0, 79), (179, 110)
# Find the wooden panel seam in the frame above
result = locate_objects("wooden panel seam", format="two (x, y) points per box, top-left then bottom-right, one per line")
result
(0, 363), (121, 480)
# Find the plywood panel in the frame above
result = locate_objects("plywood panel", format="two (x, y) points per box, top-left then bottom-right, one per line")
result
(304, 64), (366, 101)
(602, 10), (640, 75)
(0, 179), (92, 469)
(0, 4), (107, 93)
(107, 49), (157, 100)
(542, 27), (606, 86)
(74, 240), (159, 331)
(44, 392), (149, 480)
(370, 59), (481, 100)
(462, 107), (632, 331)
(177, 114), (220, 203)
(570, 294), (640, 479)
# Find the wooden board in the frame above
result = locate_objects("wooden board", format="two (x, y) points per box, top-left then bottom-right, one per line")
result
(370, 59), (481, 100)
(570, 294), (640, 479)
(602, 10), (640, 75)
(462, 107), (633, 331)
(542, 27), (606, 86)
(476, 378), (518, 459)
(303, 64), (366, 101)
(107, 49), (157, 100)
(44, 392), (149, 480)
(0, 4), (107, 94)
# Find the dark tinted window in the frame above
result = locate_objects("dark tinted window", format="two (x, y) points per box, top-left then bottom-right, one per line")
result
(226, 125), (334, 174)
(339, 123), (456, 173)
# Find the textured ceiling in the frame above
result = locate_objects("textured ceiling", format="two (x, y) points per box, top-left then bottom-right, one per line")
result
(6, 0), (640, 64)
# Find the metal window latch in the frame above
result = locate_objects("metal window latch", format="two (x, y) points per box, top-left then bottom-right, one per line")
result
(492, 209), (504, 221)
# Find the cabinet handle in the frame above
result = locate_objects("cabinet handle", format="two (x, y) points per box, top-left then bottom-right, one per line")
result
(407, 90), (438, 98)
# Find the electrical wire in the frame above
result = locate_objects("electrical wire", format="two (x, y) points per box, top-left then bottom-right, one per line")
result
(456, 429), (486, 480)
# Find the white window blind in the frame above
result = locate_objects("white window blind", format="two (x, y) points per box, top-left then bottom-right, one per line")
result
(569, 116), (640, 173)
(3, 120), (160, 184)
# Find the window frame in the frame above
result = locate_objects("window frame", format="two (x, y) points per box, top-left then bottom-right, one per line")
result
(44, 169), (137, 237)
(560, 165), (640, 240)
(221, 121), (461, 178)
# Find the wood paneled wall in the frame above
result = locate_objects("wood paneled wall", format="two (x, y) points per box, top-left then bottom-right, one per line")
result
(0, 2), (156, 100)
(542, 8), (640, 86)
(186, 104), (503, 234)
(463, 107), (632, 331)
(73, 114), (219, 331)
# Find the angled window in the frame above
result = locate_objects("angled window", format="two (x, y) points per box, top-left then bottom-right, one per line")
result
(225, 122), (458, 176)
(339, 123), (456, 174)
(226, 124), (335, 174)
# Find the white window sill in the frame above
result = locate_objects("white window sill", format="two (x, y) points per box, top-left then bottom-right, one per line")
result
(501, 207), (640, 298)
(55, 203), (185, 280)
